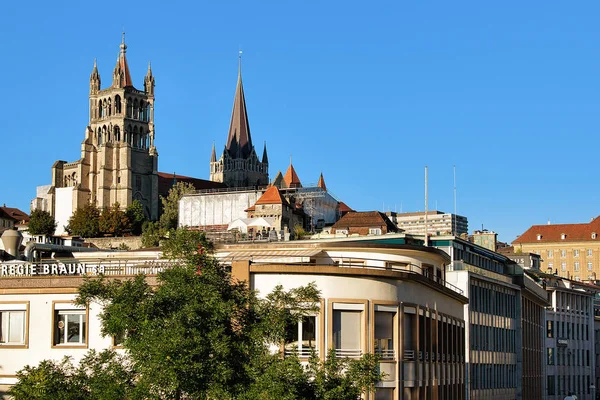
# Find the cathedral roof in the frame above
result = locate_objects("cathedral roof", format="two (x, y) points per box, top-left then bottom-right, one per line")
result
(225, 60), (253, 159)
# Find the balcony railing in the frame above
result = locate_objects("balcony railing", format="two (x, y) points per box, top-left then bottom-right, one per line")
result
(375, 349), (396, 360)
(335, 349), (362, 358)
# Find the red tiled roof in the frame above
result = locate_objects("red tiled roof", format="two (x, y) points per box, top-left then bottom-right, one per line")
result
(157, 172), (226, 198)
(317, 173), (327, 191)
(338, 202), (354, 213)
(283, 164), (302, 188)
(332, 211), (398, 232)
(255, 186), (287, 205)
(0, 206), (30, 223)
(513, 216), (600, 244)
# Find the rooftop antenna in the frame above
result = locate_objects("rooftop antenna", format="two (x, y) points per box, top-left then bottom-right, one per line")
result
(453, 165), (457, 235)
(425, 166), (429, 246)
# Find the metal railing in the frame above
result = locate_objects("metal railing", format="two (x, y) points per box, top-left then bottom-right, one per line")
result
(375, 349), (396, 360)
(334, 348), (362, 358)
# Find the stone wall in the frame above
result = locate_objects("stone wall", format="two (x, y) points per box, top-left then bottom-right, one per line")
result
(86, 236), (143, 250)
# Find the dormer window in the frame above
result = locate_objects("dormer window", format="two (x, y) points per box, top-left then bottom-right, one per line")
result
(593, 232), (597, 239)
(561, 233), (566, 240)
(537, 234), (542, 240)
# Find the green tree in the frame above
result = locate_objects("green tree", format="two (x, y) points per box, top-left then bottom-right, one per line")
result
(66, 203), (100, 238)
(126, 200), (146, 235)
(141, 220), (162, 248)
(8, 350), (141, 400)
(99, 202), (130, 237)
(159, 181), (196, 231)
(27, 209), (57, 236)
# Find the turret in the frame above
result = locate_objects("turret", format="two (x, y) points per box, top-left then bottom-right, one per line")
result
(144, 62), (155, 96)
(90, 59), (100, 94)
(112, 32), (133, 88)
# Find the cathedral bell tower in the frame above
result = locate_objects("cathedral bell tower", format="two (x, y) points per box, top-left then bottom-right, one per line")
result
(49, 33), (159, 223)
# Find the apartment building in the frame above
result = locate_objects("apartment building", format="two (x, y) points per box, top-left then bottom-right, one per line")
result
(0, 236), (468, 399)
(513, 217), (600, 282)
(386, 211), (468, 236)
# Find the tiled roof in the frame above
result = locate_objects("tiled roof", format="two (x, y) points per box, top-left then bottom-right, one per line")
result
(271, 171), (285, 188)
(0, 206), (30, 223)
(338, 202), (354, 213)
(513, 216), (600, 244)
(317, 173), (327, 191)
(157, 172), (226, 198)
(332, 211), (398, 231)
(283, 164), (302, 188)
(255, 186), (288, 205)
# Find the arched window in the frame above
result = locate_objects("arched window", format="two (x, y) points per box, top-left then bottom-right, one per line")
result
(98, 130), (103, 145)
(115, 95), (122, 114)
(146, 103), (151, 122)
(114, 126), (121, 142)
(108, 98), (112, 116)
(133, 126), (139, 148)
(97, 101), (102, 119)
(127, 98), (133, 118)
(133, 99), (139, 119)
(140, 100), (145, 121)
(102, 99), (107, 118)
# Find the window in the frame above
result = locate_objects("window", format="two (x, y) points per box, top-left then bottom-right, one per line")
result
(547, 320), (554, 338)
(588, 262), (593, 271)
(548, 250), (554, 258)
(284, 315), (317, 357)
(368, 228), (382, 235)
(561, 262), (567, 271)
(547, 348), (555, 365)
(374, 310), (395, 360)
(53, 302), (87, 347)
(561, 233), (566, 240)
(548, 262), (554, 271)
(574, 249), (580, 257)
(561, 250), (566, 258)
(332, 308), (362, 358)
(537, 234), (542, 240)
(0, 303), (28, 346)
(375, 388), (394, 400)
(593, 233), (597, 239)
(588, 249), (593, 257)
(575, 262), (580, 271)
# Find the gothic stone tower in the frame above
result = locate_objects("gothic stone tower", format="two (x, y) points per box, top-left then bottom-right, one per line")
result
(49, 35), (159, 221)
(210, 59), (269, 188)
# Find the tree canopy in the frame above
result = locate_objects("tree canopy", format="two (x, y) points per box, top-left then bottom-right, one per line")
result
(98, 202), (130, 237)
(66, 203), (101, 237)
(27, 209), (57, 236)
(9, 228), (382, 399)
(159, 181), (196, 231)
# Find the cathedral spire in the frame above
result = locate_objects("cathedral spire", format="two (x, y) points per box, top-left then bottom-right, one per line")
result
(210, 141), (217, 163)
(225, 53), (253, 159)
(112, 31), (133, 88)
(262, 141), (268, 164)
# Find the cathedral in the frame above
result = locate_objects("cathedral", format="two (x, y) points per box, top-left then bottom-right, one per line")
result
(209, 58), (269, 188)
(33, 35), (159, 232)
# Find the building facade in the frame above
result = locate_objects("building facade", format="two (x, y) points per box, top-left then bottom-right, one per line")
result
(32, 36), (159, 233)
(0, 237), (468, 400)
(513, 216), (600, 282)
(387, 211), (468, 237)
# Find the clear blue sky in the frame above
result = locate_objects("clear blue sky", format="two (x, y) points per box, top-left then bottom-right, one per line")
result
(1, 1), (599, 243)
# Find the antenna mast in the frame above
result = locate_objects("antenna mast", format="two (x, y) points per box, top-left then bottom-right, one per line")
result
(425, 166), (429, 246)
(453, 165), (457, 235)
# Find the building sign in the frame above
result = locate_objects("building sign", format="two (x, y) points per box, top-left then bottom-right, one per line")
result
(0, 261), (169, 277)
